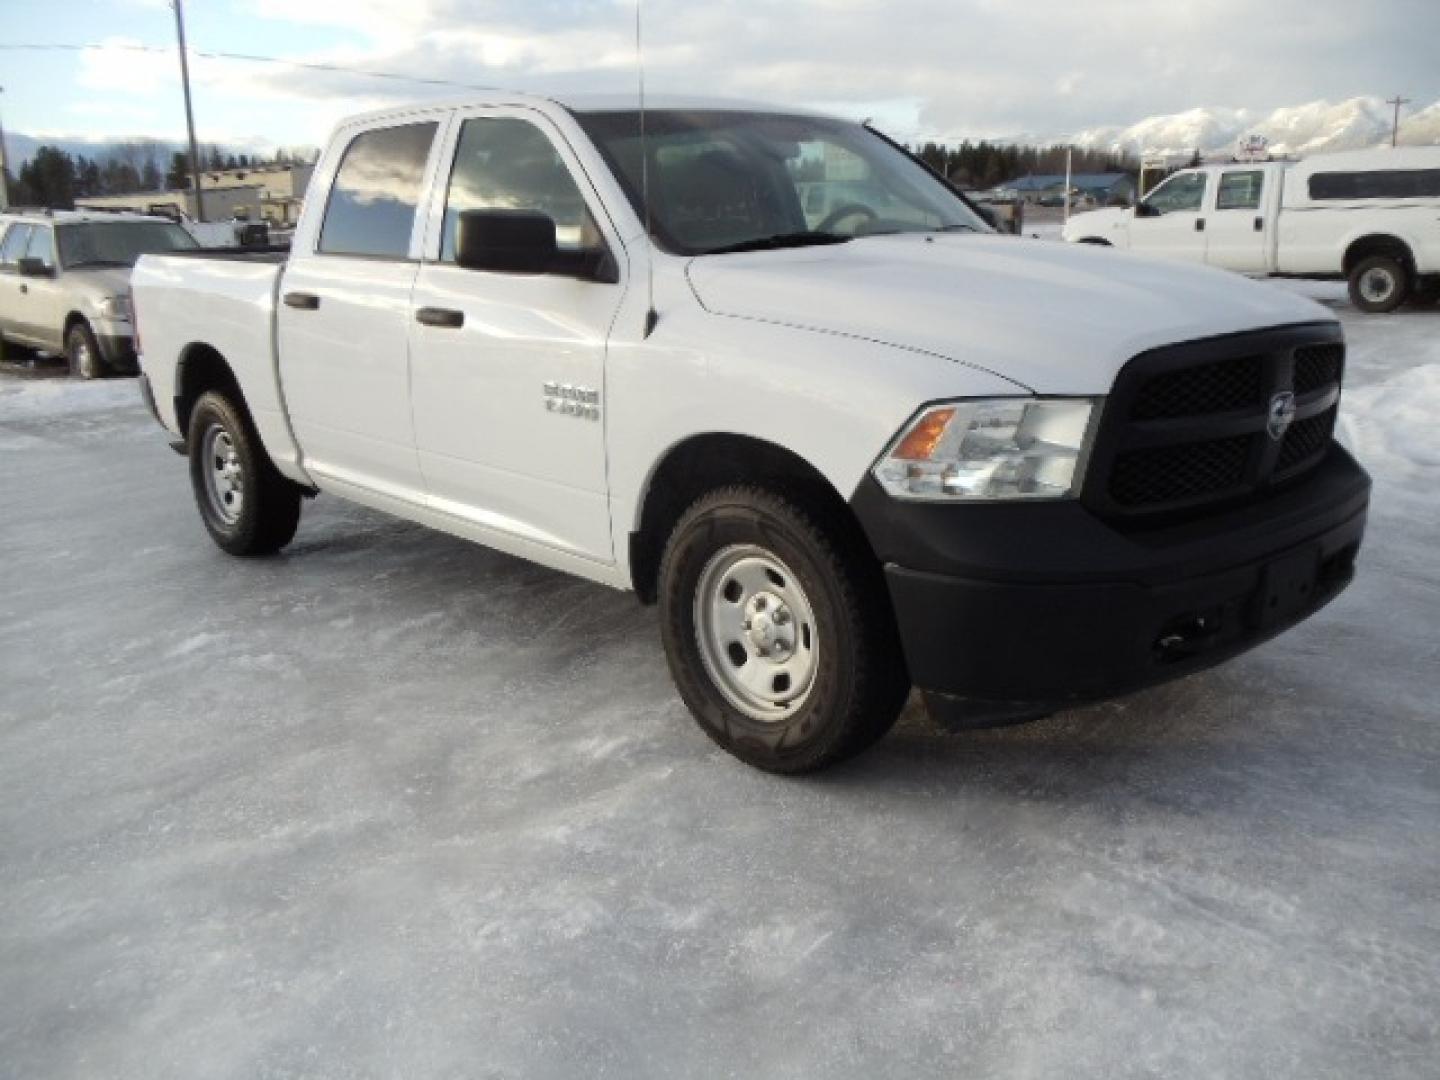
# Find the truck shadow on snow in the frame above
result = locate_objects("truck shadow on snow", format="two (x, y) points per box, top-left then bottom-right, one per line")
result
(269, 503), (1375, 814)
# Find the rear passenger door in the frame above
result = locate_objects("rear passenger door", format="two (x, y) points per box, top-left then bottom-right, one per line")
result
(277, 118), (444, 504)
(1204, 169), (1268, 274)
(0, 224), (36, 345)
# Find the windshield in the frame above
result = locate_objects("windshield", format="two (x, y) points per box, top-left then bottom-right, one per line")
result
(574, 110), (988, 255)
(57, 221), (198, 269)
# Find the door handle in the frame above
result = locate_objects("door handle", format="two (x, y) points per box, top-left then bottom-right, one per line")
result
(1195, 218), (1206, 232)
(283, 291), (320, 310)
(1254, 216), (1264, 232)
(416, 307), (464, 329)
(19, 283), (28, 294)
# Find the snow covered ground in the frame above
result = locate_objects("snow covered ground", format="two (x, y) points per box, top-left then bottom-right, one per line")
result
(1, 293), (1437, 1079)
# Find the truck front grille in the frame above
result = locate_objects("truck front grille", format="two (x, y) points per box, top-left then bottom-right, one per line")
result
(1086, 325), (1345, 521)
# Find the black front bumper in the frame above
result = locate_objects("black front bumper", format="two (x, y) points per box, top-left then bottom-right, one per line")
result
(852, 445), (1370, 728)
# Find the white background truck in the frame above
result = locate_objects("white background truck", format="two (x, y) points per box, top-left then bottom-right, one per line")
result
(1062, 148), (1440, 313)
(132, 94), (1370, 772)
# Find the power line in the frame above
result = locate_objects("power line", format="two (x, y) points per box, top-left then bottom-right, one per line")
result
(0, 41), (503, 92)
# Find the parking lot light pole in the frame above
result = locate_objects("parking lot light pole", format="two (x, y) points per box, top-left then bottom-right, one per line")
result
(172, 0), (206, 222)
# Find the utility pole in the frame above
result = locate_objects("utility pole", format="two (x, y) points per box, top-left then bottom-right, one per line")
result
(1063, 145), (1072, 225)
(172, 0), (206, 221)
(0, 86), (11, 209)
(1386, 95), (1411, 148)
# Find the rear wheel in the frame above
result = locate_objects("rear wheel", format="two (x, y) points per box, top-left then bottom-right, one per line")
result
(187, 390), (302, 555)
(658, 485), (909, 773)
(66, 320), (105, 379)
(1348, 255), (1409, 314)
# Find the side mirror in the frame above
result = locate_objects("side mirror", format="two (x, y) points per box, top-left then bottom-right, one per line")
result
(1134, 202), (1159, 219)
(17, 257), (54, 278)
(456, 209), (556, 275)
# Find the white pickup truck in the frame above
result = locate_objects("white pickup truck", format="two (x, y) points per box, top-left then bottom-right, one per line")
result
(1063, 148), (1440, 312)
(132, 94), (1370, 772)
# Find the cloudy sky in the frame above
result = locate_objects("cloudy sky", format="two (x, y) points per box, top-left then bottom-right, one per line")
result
(2, 0), (1438, 150)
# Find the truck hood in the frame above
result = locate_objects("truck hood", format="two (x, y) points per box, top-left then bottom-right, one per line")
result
(685, 233), (1330, 395)
(64, 266), (134, 304)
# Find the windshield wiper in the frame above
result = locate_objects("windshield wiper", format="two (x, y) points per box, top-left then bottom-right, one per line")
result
(701, 232), (853, 255)
(67, 259), (132, 268)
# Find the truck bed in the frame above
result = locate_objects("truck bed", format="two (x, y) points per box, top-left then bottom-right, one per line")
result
(131, 251), (302, 475)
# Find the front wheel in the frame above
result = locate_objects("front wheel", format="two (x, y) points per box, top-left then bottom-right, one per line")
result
(658, 485), (909, 773)
(66, 320), (105, 379)
(1348, 255), (1409, 314)
(188, 390), (302, 555)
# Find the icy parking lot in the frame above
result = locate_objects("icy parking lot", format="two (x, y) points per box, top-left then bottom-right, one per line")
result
(1, 290), (1437, 1079)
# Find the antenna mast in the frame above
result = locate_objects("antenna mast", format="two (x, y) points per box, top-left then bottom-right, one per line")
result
(636, 0), (658, 337)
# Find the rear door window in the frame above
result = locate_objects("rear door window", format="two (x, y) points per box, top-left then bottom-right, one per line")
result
(318, 122), (439, 258)
(1216, 170), (1264, 210)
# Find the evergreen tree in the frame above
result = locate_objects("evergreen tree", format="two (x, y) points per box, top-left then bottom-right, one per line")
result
(18, 146), (77, 209)
(167, 151), (191, 190)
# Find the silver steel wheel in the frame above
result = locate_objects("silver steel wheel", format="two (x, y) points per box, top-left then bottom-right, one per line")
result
(200, 422), (245, 525)
(1360, 266), (1397, 304)
(693, 544), (820, 721)
(68, 329), (98, 379)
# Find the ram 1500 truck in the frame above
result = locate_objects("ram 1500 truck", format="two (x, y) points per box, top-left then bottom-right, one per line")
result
(1062, 147), (1440, 313)
(131, 95), (1370, 773)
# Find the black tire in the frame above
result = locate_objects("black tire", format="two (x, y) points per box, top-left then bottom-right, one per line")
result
(658, 485), (909, 773)
(187, 390), (302, 555)
(65, 320), (106, 379)
(1348, 254), (1409, 314)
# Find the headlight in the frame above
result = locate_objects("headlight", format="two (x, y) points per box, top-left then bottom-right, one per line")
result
(872, 398), (1099, 501)
(97, 294), (132, 320)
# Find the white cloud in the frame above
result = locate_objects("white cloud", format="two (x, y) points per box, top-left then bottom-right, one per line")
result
(29, 0), (1440, 149)
(217, 0), (1439, 144)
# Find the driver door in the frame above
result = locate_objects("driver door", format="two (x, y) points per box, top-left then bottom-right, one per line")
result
(407, 109), (626, 563)
(1128, 170), (1210, 262)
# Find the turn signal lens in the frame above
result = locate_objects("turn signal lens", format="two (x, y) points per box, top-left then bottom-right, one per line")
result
(872, 398), (1099, 501)
(892, 407), (955, 460)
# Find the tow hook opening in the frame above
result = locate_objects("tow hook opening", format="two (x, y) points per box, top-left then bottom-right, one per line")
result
(1155, 609), (1223, 662)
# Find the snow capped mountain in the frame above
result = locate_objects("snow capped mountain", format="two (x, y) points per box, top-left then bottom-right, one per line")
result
(1068, 95), (1440, 160)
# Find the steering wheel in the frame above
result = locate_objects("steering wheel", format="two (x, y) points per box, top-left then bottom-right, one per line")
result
(816, 203), (878, 234)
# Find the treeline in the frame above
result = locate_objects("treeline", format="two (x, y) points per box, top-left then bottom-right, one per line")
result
(5, 142), (319, 210)
(909, 140), (1138, 189)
